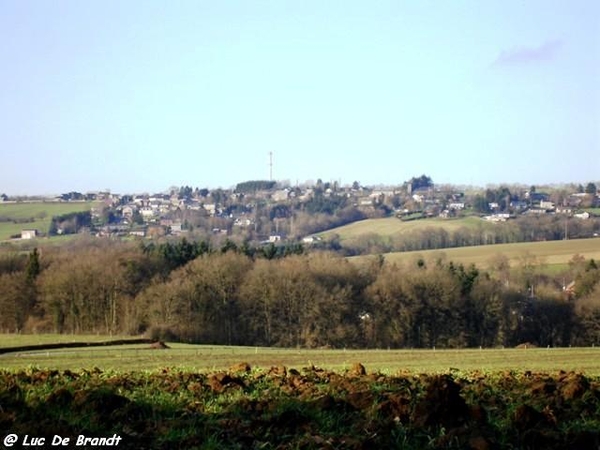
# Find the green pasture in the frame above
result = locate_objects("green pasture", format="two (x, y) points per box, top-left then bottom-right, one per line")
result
(0, 201), (96, 240)
(353, 237), (600, 269)
(320, 216), (489, 241)
(1, 335), (600, 374)
(0, 234), (86, 253)
(0, 221), (32, 240)
(584, 207), (600, 216)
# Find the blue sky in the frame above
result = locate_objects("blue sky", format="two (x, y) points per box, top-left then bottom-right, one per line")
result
(1, 1), (598, 195)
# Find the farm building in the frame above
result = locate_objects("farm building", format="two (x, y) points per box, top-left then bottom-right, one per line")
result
(21, 229), (38, 239)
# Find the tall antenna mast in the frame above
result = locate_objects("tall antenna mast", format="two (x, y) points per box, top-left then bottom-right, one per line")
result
(269, 151), (273, 181)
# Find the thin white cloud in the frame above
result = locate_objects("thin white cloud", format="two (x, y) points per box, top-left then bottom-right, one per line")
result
(493, 40), (562, 66)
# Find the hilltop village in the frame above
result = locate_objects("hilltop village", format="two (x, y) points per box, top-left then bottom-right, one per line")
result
(2, 177), (599, 254)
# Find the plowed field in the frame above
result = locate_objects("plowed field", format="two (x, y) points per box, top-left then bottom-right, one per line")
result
(1, 364), (599, 449)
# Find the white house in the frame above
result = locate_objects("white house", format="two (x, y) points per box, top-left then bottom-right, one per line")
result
(540, 200), (555, 210)
(234, 218), (253, 227)
(170, 222), (183, 234)
(21, 229), (38, 239)
(122, 205), (136, 218)
(139, 207), (156, 219)
(556, 206), (573, 214)
(203, 203), (216, 215)
(302, 235), (322, 244)
(484, 214), (510, 222)
(271, 189), (290, 202)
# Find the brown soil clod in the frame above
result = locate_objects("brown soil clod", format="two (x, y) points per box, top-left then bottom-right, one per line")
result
(207, 372), (243, 393)
(73, 388), (131, 420)
(513, 404), (554, 431)
(516, 342), (538, 349)
(412, 374), (469, 428)
(149, 341), (170, 349)
(46, 387), (74, 407)
(268, 365), (287, 377)
(468, 435), (491, 450)
(377, 393), (412, 423)
(229, 362), (251, 373)
(530, 380), (557, 396)
(345, 390), (375, 410)
(349, 362), (367, 377)
(559, 372), (589, 401)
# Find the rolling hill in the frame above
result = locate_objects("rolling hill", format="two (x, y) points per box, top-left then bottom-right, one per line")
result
(0, 201), (97, 240)
(352, 237), (600, 269)
(320, 216), (492, 241)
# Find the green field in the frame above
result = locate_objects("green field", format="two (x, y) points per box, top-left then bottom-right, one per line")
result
(0, 201), (96, 240)
(352, 237), (600, 269)
(2, 335), (600, 374)
(584, 207), (600, 216)
(321, 216), (487, 241)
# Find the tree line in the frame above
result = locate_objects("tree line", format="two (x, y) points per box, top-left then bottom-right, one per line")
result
(48, 211), (92, 236)
(1, 239), (599, 348)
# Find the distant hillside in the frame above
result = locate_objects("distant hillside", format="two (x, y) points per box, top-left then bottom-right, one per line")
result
(317, 216), (500, 254)
(320, 216), (488, 241)
(317, 214), (599, 256)
(351, 238), (600, 269)
(0, 202), (96, 240)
